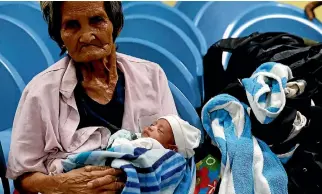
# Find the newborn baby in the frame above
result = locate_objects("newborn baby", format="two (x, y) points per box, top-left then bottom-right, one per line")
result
(107, 115), (201, 158)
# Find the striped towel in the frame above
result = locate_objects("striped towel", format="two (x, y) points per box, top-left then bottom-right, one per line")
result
(242, 62), (293, 124)
(201, 94), (288, 194)
(62, 144), (195, 194)
(242, 62), (305, 163)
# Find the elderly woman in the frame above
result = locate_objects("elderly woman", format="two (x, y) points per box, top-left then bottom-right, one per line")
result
(6, 1), (177, 193)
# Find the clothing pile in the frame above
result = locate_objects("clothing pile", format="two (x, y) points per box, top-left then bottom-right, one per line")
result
(200, 32), (322, 194)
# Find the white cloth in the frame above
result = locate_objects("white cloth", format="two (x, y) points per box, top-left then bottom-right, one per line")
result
(111, 137), (165, 150)
(285, 80), (307, 98)
(107, 129), (164, 150)
(159, 115), (201, 158)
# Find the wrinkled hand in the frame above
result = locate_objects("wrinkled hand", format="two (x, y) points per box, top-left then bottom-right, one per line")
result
(51, 166), (125, 194)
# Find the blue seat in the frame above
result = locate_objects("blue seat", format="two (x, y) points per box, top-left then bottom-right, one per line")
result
(220, 14), (322, 70)
(120, 15), (204, 99)
(194, 1), (267, 48)
(116, 37), (201, 108)
(0, 52), (25, 160)
(175, 1), (207, 21)
(123, 2), (207, 55)
(231, 14), (322, 41)
(0, 53), (24, 194)
(0, 1), (61, 62)
(223, 2), (322, 39)
(168, 81), (203, 141)
(0, 14), (54, 83)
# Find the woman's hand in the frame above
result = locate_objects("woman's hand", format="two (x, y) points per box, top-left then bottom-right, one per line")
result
(305, 1), (322, 20)
(51, 166), (125, 194)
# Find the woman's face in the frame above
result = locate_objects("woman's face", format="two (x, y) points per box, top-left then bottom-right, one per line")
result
(60, 2), (114, 63)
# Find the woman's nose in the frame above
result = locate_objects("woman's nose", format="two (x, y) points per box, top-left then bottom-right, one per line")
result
(79, 27), (95, 44)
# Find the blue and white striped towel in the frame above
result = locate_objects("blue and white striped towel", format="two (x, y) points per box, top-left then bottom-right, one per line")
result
(62, 144), (195, 194)
(201, 94), (288, 194)
(242, 62), (293, 124)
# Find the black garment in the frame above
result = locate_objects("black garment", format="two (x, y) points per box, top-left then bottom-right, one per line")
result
(203, 32), (322, 107)
(74, 66), (125, 134)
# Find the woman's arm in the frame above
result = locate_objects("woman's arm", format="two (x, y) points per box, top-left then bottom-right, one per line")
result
(16, 166), (125, 194)
(15, 172), (58, 194)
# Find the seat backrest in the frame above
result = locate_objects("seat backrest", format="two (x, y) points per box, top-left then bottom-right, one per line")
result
(224, 3), (322, 39)
(0, 53), (25, 132)
(175, 1), (207, 21)
(231, 14), (322, 42)
(0, 14), (54, 83)
(120, 15), (203, 90)
(0, 1), (61, 62)
(0, 141), (10, 194)
(194, 1), (266, 47)
(116, 37), (201, 108)
(123, 2), (207, 55)
(168, 81), (203, 140)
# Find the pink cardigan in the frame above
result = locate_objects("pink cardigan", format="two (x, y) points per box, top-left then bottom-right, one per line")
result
(6, 53), (178, 179)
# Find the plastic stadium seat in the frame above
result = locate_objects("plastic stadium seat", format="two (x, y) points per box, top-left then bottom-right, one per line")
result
(168, 81), (203, 139)
(223, 2), (322, 39)
(1, 141), (13, 194)
(175, 1), (207, 21)
(0, 53), (25, 194)
(0, 1), (61, 62)
(123, 2), (207, 55)
(120, 15), (204, 99)
(219, 14), (322, 70)
(116, 37), (201, 108)
(0, 52), (25, 161)
(0, 14), (54, 83)
(194, 1), (267, 48)
(231, 14), (322, 41)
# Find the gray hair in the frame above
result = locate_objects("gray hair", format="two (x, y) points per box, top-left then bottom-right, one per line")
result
(40, 1), (124, 56)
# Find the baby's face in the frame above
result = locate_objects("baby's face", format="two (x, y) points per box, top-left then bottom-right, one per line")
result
(141, 119), (175, 148)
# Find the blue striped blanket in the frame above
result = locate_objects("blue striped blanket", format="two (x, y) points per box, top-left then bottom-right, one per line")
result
(201, 94), (288, 194)
(62, 143), (195, 194)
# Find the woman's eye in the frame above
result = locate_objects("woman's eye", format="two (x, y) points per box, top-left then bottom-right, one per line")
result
(90, 16), (104, 24)
(65, 20), (79, 29)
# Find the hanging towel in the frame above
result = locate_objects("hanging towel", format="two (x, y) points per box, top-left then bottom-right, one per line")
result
(242, 62), (293, 124)
(201, 94), (288, 194)
(62, 144), (195, 194)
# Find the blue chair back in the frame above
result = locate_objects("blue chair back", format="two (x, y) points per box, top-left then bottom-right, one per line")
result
(175, 1), (207, 21)
(194, 1), (267, 48)
(120, 15), (203, 99)
(223, 2), (322, 39)
(116, 37), (201, 108)
(0, 1), (61, 62)
(0, 141), (10, 194)
(0, 53), (25, 132)
(123, 2), (207, 55)
(231, 14), (322, 41)
(168, 81), (203, 140)
(220, 14), (322, 69)
(0, 14), (54, 83)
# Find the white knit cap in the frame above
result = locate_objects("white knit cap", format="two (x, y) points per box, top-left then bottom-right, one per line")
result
(159, 115), (201, 158)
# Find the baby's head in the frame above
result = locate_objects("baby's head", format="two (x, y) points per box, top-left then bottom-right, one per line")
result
(141, 115), (201, 158)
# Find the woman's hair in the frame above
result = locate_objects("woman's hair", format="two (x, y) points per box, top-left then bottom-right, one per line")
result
(40, 1), (124, 55)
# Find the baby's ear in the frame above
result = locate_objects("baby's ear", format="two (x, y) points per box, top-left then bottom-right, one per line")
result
(168, 145), (178, 152)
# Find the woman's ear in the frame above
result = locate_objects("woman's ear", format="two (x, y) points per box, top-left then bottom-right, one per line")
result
(168, 145), (178, 152)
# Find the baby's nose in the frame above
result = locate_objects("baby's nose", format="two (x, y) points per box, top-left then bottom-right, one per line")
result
(149, 125), (157, 131)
